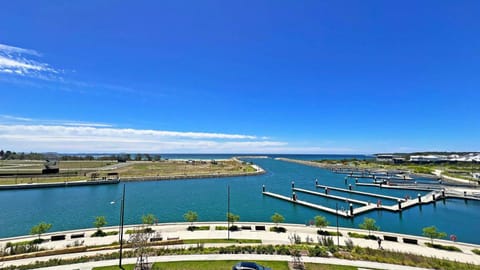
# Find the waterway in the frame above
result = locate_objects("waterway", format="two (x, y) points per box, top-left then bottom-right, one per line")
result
(0, 155), (478, 244)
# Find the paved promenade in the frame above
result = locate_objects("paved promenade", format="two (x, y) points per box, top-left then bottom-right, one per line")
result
(1, 222), (479, 269)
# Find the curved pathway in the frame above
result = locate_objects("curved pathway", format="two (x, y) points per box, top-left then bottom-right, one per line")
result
(1, 222), (479, 269)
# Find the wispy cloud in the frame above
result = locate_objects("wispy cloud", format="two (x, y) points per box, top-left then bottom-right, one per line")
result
(0, 44), (40, 56)
(0, 123), (281, 153)
(0, 43), (60, 78)
(0, 115), (112, 128)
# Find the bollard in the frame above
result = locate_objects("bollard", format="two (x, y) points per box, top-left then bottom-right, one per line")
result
(349, 184), (352, 190)
(315, 179), (318, 186)
(355, 178), (358, 183)
(325, 187), (328, 194)
(442, 189), (445, 198)
(349, 203), (354, 216)
(292, 181), (295, 189)
(418, 193), (421, 203)
(344, 177), (347, 185)
(262, 185), (265, 192)
(398, 199), (402, 210)
(292, 191), (297, 201)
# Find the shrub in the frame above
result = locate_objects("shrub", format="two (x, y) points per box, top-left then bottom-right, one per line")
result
(269, 226), (287, 233)
(425, 242), (462, 252)
(344, 238), (354, 250)
(308, 245), (329, 257)
(187, 226), (210, 231)
(317, 230), (342, 236)
(348, 232), (377, 240)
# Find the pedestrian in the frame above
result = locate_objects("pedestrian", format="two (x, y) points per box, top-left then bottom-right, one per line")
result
(377, 237), (382, 249)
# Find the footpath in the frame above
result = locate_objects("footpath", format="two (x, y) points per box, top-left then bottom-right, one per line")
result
(1, 222), (479, 269)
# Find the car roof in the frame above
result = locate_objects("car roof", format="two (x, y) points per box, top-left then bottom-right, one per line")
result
(240, 262), (258, 267)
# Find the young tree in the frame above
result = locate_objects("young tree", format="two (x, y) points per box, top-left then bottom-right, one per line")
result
(93, 216), (107, 235)
(314, 215), (329, 229)
(422, 226), (447, 244)
(30, 222), (52, 241)
(141, 213), (157, 232)
(359, 217), (379, 236)
(227, 212), (240, 227)
(183, 211), (198, 229)
(271, 212), (285, 228)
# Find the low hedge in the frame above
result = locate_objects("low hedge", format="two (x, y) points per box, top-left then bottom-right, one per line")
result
(347, 232), (377, 240)
(317, 230), (342, 236)
(425, 242), (462, 252)
(269, 227), (287, 233)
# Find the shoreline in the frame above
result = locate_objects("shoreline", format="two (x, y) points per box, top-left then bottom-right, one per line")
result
(276, 157), (477, 185)
(0, 159), (266, 189)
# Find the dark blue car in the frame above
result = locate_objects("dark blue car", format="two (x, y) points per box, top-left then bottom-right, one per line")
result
(232, 261), (271, 270)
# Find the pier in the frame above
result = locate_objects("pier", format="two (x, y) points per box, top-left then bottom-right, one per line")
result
(262, 191), (351, 217)
(292, 187), (368, 205)
(262, 186), (447, 218)
(315, 184), (404, 201)
(356, 182), (435, 191)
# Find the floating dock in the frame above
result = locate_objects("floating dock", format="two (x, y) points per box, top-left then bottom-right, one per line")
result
(356, 182), (435, 191)
(293, 187), (368, 205)
(262, 191), (351, 217)
(262, 187), (446, 218)
(315, 184), (404, 201)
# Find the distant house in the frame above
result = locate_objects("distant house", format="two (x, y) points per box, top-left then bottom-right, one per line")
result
(376, 154), (405, 163)
(376, 154), (394, 162)
(409, 155), (445, 163)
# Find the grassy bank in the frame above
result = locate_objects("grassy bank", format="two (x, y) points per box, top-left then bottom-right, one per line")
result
(0, 159), (258, 185)
(92, 261), (360, 270)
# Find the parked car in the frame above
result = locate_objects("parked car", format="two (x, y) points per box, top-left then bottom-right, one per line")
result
(232, 261), (271, 270)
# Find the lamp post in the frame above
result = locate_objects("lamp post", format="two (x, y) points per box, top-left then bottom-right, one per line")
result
(336, 202), (339, 247)
(119, 184), (126, 270)
(227, 185), (230, 240)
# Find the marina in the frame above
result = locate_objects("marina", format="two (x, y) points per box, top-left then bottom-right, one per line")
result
(1, 156), (480, 244)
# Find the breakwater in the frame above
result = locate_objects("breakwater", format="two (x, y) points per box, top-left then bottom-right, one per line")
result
(0, 179), (120, 190)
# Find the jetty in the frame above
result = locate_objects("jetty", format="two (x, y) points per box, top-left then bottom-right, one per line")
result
(315, 184), (404, 201)
(262, 191), (351, 217)
(0, 179), (120, 190)
(292, 187), (368, 205)
(356, 182), (435, 192)
(262, 186), (448, 218)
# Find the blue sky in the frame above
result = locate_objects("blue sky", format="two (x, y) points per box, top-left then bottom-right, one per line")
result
(0, 1), (479, 154)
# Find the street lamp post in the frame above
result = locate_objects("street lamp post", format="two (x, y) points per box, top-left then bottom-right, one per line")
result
(336, 202), (339, 247)
(227, 185), (230, 240)
(119, 184), (126, 270)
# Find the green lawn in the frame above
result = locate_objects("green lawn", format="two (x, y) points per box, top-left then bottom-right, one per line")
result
(93, 261), (364, 270)
(93, 260), (288, 270)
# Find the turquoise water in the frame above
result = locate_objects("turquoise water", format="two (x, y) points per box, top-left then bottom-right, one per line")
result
(0, 156), (478, 244)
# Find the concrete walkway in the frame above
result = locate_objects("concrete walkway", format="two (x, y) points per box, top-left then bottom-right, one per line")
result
(1, 222), (479, 269)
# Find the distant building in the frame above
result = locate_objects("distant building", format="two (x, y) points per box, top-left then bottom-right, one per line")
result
(473, 173), (480, 179)
(410, 155), (445, 163)
(376, 154), (393, 162)
(376, 154), (405, 163)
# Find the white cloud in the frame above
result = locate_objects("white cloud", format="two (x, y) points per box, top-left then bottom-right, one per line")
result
(0, 115), (112, 128)
(0, 44), (40, 56)
(0, 43), (59, 78)
(0, 124), (284, 153)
